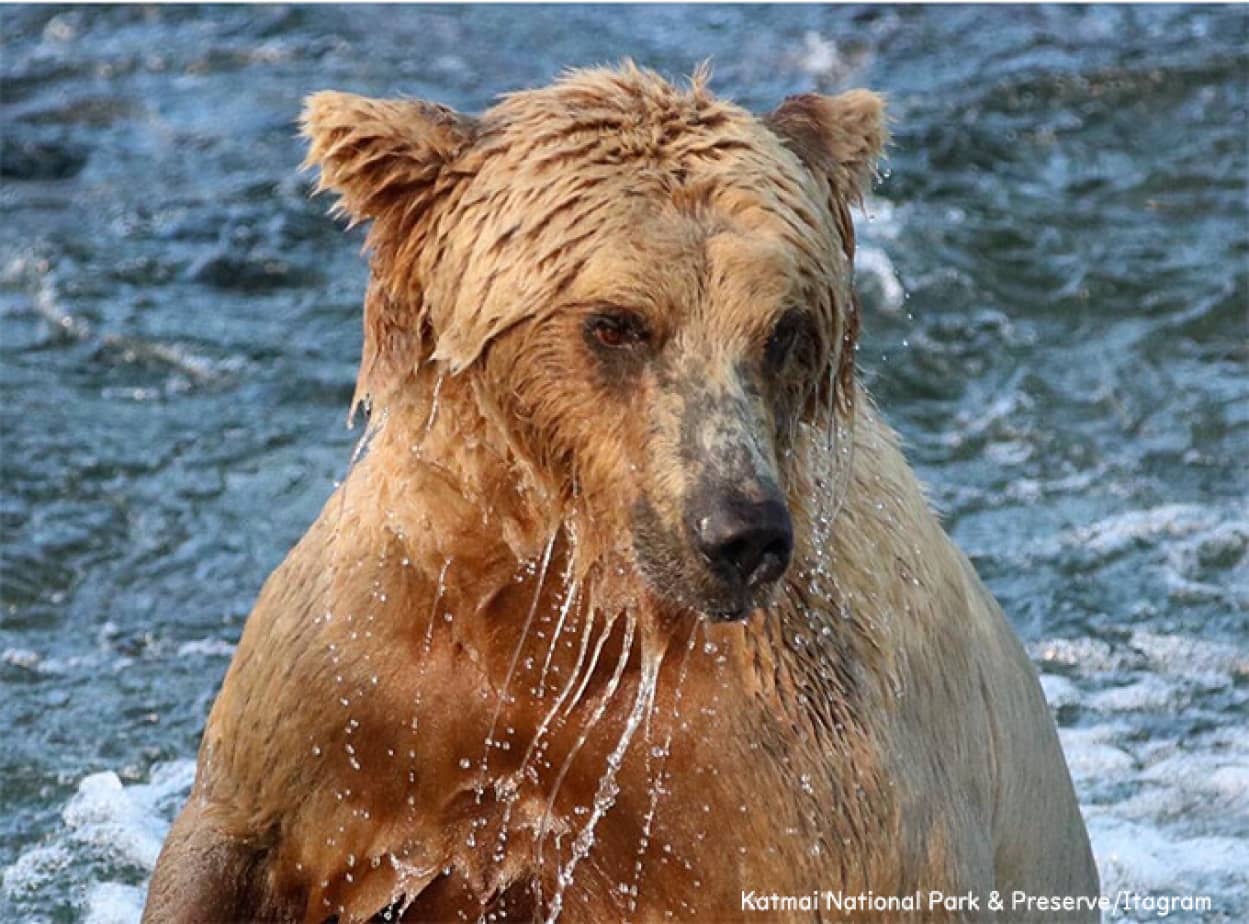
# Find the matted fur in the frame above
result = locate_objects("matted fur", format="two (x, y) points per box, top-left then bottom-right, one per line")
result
(146, 65), (1098, 923)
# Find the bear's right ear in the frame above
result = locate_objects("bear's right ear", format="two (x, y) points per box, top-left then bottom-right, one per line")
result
(302, 93), (479, 419)
(300, 91), (478, 230)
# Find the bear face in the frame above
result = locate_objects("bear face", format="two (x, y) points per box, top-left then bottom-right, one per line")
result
(302, 64), (887, 624)
(481, 209), (826, 621)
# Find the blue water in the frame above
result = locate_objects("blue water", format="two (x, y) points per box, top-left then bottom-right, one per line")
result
(2, 5), (1246, 921)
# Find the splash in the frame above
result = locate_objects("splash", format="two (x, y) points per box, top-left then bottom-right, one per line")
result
(382, 853), (440, 921)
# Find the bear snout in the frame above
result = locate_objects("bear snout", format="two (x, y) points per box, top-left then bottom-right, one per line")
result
(686, 485), (794, 617)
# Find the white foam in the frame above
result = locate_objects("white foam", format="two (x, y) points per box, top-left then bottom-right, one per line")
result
(795, 31), (842, 80)
(2, 761), (195, 919)
(1034, 627), (1247, 680)
(1058, 726), (1136, 784)
(1088, 815), (1249, 911)
(1, 647), (41, 670)
(1065, 504), (1218, 559)
(1087, 675), (1179, 714)
(854, 244), (906, 314)
(1042, 614), (1249, 919)
(63, 771), (175, 870)
(1050, 503), (1249, 607)
(175, 637), (236, 658)
(791, 30), (872, 87)
(2, 843), (73, 902)
(83, 882), (147, 924)
(1054, 721), (1249, 920)
(1038, 673), (1081, 710)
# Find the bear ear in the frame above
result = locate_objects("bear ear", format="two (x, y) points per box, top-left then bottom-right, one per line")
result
(300, 91), (478, 228)
(765, 91), (886, 419)
(302, 92), (479, 420)
(764, 90), (887, 206)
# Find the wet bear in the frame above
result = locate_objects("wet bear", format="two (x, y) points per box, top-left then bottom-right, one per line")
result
(145, 64), (1098, 922)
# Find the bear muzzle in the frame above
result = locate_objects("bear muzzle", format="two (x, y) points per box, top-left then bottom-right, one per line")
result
(685, 483), (794, 621)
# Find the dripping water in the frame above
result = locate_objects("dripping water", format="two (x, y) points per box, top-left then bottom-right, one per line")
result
(424, 557), (453, 659)
(626, 618), (701, 913)
(489, 572), (582, 870)
(424, 371), (446, 439)
(477, 532), (558, 796)
(544, 622), (661, 924)
(537, 567), (582, 700)
(534, 611), (637, 894)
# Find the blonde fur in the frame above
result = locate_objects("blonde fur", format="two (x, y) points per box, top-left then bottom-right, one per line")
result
(146, 65), (1097, 923)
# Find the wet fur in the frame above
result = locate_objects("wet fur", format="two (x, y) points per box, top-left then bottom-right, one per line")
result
(146, 65), (1098, 922)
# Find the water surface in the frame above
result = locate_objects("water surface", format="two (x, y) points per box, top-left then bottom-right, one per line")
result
(1, 5), (1246, 921)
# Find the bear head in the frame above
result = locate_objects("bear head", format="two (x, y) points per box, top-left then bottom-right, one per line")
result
(302, 63), (886, 622)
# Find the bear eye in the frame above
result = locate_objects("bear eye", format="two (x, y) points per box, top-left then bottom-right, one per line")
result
(765, 310), (808, 368)
(586, 310), (651, 352)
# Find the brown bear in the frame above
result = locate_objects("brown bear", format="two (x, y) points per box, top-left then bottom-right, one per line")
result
(144, 64), (1099, 923)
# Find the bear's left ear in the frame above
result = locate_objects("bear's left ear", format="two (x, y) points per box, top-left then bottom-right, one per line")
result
(765, 90), (886, 418)
(301, 91), (478, 230)
(764, 90), (887, 207)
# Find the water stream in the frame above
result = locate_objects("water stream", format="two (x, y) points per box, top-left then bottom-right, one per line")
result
(2, 5), (1246, 921)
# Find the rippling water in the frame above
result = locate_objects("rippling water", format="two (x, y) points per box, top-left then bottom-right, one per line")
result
(2, 5), (1246, 922)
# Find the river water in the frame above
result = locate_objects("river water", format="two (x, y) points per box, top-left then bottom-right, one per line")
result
(2, 5), (1246, 922)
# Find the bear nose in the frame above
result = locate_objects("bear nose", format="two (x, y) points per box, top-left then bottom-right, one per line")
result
(692, 493), (794, 588)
